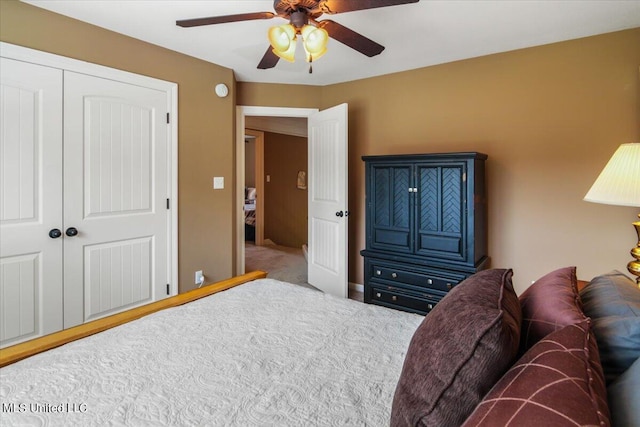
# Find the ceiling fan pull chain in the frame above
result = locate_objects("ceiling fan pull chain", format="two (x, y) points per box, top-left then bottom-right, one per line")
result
(309, 55), (313, 74)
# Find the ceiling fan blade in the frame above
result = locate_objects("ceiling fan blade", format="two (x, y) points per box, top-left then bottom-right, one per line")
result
(318, 20), (384, 57)
(177, 12), (276, 28)
(257, 47), (280, 69)
(319, 0), (419, 14)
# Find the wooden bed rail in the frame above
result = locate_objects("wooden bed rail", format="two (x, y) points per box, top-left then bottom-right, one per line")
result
(0, 270), (268, 368)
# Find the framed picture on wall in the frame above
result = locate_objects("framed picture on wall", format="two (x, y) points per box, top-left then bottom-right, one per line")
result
(297, 171), (307, 190)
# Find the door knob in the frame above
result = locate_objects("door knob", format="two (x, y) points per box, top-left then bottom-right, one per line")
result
(335, 211), (344, 217)
(49, 228), (62, 239)
(65, 227), (79, 237)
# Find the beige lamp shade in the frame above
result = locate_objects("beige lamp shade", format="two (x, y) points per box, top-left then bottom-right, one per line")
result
(268, 24), (297, 62)
(584, 143), (640, 207)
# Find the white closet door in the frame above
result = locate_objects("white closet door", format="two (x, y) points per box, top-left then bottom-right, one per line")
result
(63, 71), (170, 327)
(0, 58), (63, 347)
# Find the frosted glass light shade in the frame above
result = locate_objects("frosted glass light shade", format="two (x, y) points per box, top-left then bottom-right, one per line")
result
(268, 24), (297, 62)
(301, 25), (328, 62)
(584, 143), (640, 207)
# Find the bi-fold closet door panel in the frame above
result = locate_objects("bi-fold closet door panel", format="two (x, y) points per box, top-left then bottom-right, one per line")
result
(63, 71), (169, 327)
(0, 58), (170, 347)
(0, 58), (64, 348)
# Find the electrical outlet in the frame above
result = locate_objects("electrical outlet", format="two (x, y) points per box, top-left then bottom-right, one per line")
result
(195, 270), (204, 286)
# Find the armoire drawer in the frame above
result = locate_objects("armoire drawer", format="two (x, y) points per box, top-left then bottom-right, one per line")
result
(369, 285), (444, 315)
(368, 261), (466, 293)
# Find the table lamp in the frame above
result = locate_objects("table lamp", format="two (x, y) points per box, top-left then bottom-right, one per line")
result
(584, 142), (640, 285)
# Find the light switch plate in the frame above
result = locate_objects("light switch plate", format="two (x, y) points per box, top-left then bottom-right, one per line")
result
(213, 177), (224, 189)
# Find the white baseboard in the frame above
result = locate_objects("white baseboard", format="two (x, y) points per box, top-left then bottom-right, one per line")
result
(349, 282), (364, 293)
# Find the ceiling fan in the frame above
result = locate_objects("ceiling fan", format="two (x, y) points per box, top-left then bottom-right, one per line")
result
(177, 0), (420, 71)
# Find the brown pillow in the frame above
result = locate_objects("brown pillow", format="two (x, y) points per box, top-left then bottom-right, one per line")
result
(462, 320), (610, 427)
(519, 266), (586, 353)
(391, 269), (522, 427)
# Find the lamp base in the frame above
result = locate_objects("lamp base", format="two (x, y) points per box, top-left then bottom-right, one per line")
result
(628, 216), (640, 287)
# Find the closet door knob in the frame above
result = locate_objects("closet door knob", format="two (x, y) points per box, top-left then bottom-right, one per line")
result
(65, 227), (79, 237)
(335, 211), (344, 217)
(49, 228), (62, 239)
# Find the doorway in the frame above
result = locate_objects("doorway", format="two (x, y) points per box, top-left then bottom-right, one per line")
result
(236, 104), (349, 298)
(236, 107), (318, 277)
(243, 123), (309, 286)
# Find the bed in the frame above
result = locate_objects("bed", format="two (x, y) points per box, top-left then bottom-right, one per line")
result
(0, 271), (423, 426)
(2, 268), (637, 427)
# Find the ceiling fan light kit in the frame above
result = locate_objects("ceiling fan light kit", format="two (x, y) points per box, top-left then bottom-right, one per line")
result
(177, 0), (420, 72)
(268, 22), (329, 65)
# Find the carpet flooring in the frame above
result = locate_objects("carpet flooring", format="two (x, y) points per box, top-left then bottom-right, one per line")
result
(244, 242), (363, 302)
(245, 242), (316, 290)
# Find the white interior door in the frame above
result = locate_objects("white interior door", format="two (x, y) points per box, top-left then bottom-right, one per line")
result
(63, 71), (170, 327)
(307, 103), (348, 298)
(0, 58), (64, 347)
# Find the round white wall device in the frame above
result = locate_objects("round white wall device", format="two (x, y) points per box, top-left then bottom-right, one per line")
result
(215, 83), (229, 98)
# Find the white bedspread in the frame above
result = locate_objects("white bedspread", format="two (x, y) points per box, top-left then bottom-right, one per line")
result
(0, 279), (423, 426)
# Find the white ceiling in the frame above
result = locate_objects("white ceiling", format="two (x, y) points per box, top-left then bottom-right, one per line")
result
(24, 0), (640, 86)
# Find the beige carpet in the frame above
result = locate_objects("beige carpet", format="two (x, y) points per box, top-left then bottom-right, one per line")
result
(245, 242), (318, 291)
(245, 242), (364, 301)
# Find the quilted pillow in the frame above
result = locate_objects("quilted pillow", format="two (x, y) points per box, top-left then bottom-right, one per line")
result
(580, 270), (640, 384)
(462, 320), (610, 427)
(390, 269), (521, 427)
(519, 266), (586, 353)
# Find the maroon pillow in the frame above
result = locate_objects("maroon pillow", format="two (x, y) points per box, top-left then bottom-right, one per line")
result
(462, 320), (610, 427)
(391, 269), (522, 427)
(519, 266), (586, 353)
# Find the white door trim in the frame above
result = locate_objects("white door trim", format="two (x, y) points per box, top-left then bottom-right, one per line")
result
(235, 106), (318, 276)
(244, 129), (265, 246)
(0, 42), (179, 296)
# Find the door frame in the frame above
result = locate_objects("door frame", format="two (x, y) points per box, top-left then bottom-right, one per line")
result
(0, 42), (179, 296)
(243, 129), (265, 246)
(235, 106), (318, 276)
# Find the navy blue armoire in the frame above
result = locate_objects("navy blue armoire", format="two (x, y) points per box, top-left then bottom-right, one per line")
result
(360, 153), (489, 315)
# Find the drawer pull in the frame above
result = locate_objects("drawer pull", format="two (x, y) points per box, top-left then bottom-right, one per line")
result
(376, 270), (381, 276)
(376, 292), (381, 298)
(391, 272), (398, 278)
(392, 295), (397, 301)
(427, 278), (433, 285)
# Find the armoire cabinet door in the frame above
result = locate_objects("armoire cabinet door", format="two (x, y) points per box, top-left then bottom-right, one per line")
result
(0, 58), (64, 347)
(368, 164), (413, 253)
(415, 162), (467, 262)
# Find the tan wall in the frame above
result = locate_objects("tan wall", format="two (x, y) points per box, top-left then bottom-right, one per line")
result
(242, 28), (640, 294)
(263, 133), (308, 248)
(3, 0), (638, 296)
(237, 82), (321, 108)
(0, 0), (236, 292)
